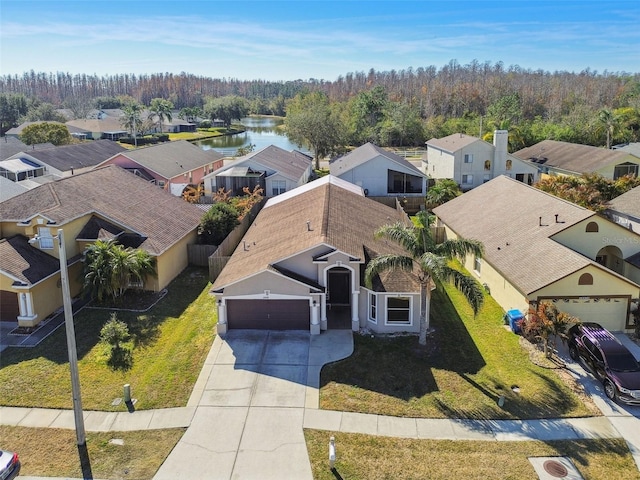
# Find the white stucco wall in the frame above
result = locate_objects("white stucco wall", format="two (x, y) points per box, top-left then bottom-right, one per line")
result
(334, 155), (426, 196)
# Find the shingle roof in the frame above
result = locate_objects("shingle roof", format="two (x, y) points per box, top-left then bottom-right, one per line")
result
(330, 142), (426, 177)
(117, 140), (223, 179)
(221, 145), (311, 181)
(65, 117), (126, 133)
(213, 175), (418, 292)
(0, 235), (65, 285)
(433, 175), (597, 295)
(514, 140), (639, 174)
(426, 133), (481, 153)
(23, 140), (127, 172)
(0, 164), (203, 256)
(0, 176), (29, 202)
(0, 136), (54, 161)
(608, 186), (640, 219)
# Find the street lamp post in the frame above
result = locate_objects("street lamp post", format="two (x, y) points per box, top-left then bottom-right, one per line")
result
(32, 229), (86, 445)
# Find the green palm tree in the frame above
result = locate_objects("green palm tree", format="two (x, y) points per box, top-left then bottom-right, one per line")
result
(425, 179), (461, 210)
(597, 108), (621, 149)
(121, 102), (144, 147)
(83, 239), (157, 302)
(148, 98), (174, 134)
(365, 211), (485, 345)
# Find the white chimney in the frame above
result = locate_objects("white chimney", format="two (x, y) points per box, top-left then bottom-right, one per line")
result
(493, 130), (509, 170)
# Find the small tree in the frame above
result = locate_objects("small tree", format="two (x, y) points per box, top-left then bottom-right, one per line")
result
(20, 122), (72, 146)
(100, 313), (133, 370)
(425, 179), (462, 210)
(148, 98), (174, 133)
(521, 301), (574, 358)
(198, 202), (240, 245)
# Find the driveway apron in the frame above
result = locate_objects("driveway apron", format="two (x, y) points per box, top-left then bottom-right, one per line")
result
(153, 330), (314, 480)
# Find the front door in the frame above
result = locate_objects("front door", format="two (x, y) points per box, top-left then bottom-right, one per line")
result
(327, 268), (350, 306)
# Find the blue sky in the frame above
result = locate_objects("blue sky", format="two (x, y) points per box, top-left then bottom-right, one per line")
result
(1, 0), (639, 81)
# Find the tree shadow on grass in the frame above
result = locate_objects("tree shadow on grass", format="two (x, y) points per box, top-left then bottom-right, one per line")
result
(320, 287), (485, 401)
(0, 267), (209, 368)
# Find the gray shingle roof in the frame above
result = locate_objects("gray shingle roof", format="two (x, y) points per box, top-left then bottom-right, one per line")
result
(213, 175), (418, 293)
(0, 235), (66, 285)
(23, 140), (127, 172)
(608, 186), (640, 219)
(117, 140), (223, 179)
(0, 164), (203, 256)
(225, 145), (312, 181)
(433, 175), (597, 295)
(426, 133), (480, 153)
(0, 136), (55, 161)
(514, 140), (639, 174)
(330, 142), (426, 177)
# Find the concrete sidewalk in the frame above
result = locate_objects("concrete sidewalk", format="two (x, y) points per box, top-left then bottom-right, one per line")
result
(5, 329), (640, 479)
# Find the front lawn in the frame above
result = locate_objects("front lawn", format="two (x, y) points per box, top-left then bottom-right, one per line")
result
(0, 267), (217, 411)
(305, 430), (639, 480)
(320, 280), (596, 419)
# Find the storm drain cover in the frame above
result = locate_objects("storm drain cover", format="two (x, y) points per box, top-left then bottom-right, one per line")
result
(528, 457), (583, 480)
(544, 460), (568, 477)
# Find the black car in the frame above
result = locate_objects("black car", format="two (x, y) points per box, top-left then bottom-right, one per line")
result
(567, 322), (640, 405)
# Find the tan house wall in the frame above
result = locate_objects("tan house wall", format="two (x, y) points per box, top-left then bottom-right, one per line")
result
(595, 154), (640, 179)
(154, 230), (197, 291)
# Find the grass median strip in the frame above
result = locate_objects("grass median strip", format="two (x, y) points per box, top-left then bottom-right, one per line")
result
(305, 429), (640, 480)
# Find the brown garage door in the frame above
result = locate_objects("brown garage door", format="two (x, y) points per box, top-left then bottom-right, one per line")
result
(227, 299), (310, 330)
(0, 290), (19, 321)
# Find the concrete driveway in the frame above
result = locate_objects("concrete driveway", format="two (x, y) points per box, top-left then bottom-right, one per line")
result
(153, 329), (352, 480)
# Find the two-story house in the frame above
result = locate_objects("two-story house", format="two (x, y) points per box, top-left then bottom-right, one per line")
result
(424, 130), (538, 191)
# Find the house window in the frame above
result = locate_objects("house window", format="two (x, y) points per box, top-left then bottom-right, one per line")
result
(613, 162), (639, 180)
(369, 293), (377, 323)
(578, 273), (593, 285)
(586, 221), (599, 233)
(506, 159), (512, 170)
(464, 154), (473, 164)
(484, 160), (491, 170)
(474, 256), (481, 274)
(386, 296), (411, 325)
(387, 170), (423, 194)
(37, 227), (54, 249)
(483, 174), (491, 183)
(462, 175), (473, 185)
(272, 180), (286, 196)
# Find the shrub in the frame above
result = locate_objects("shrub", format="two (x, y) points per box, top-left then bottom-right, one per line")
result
(198, 202), (240, 245)
(100, 313), (133, 370)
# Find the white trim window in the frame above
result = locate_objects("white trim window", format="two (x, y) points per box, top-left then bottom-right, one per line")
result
(272, 180), (286, 196)
(386, 296), (411, 325)
(474, 256), (482, 274)
(462, 174), (473, 186)
(369, 293), (377, 323)
(37, 227), (54, 249)
(464, 154), (473, 163)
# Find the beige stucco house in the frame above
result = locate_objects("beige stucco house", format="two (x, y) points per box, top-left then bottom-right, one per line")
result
(0, 165), (203, 327)
(433, 175), (640, 332)
(514, 140), (640, 180)
(424, 130), (538, 191)
(212, 175), (420, 335)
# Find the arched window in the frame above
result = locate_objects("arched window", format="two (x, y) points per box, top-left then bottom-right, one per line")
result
(505, 159), (512, 170)
(484, 160), (491, 171)
(578, 273), (593, 285)
(585, 221), (599, 232)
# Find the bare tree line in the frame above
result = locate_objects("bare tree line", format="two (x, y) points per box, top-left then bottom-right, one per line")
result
(1, 60), (638, 122)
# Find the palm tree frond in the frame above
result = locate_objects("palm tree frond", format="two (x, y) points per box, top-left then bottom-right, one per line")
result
(443, 267), (485, 314)
(364, 254), (413, 288)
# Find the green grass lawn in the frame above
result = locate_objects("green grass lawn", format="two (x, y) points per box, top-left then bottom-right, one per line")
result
(320, 280), (596, 419)
(0, 266), (217, 411)
(305, 430), (640, 480)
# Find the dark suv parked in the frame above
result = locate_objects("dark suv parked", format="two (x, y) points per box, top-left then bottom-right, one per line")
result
(567, 322), (640, 405)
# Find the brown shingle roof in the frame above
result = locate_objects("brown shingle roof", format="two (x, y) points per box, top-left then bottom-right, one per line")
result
(514, 140), (639, 174)
(213, 176), (418, 292)
(0, 235), (64, 285)
(226, 145), (312, 181)
(433, 175), (596, 295)
(0, 165), (203, 256)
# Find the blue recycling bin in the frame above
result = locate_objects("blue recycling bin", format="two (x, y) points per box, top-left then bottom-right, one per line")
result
(505, 309), (524, 334)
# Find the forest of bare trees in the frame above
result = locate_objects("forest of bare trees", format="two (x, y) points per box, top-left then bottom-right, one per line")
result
(2, 60), (638, 122)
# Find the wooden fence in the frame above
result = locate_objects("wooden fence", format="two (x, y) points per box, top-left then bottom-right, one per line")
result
(188, 244), (218, 266)
(207, 198), (266, 283)
(368, 196), (425, 215)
